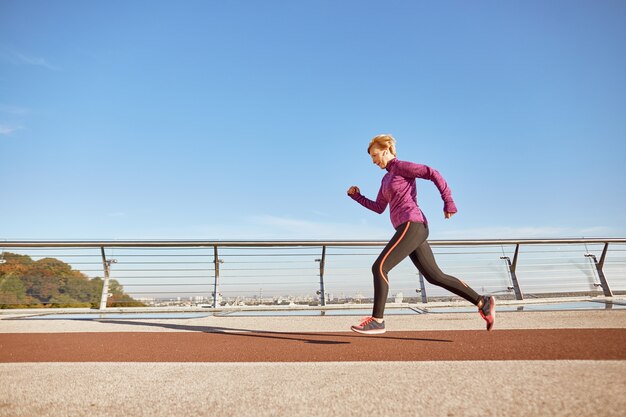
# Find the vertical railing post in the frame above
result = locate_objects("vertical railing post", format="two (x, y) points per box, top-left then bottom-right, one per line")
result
(213, 246), (221, 308)
(417, 272), (427, 303)
(99, 247), (111, 310)
(317, 246), (327, 306)
(501, 244), (523, 300)
(585, 243), (613, 297)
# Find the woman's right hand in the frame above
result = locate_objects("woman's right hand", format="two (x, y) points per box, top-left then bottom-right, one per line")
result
(347, 186), (360, 196)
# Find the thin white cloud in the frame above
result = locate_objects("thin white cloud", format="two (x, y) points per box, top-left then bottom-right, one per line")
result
(0, 49), (61, 71)
(433, 226), (614, 240)
(107, 212), (127, 218)
(15, 53), (61, 71)
(103, 216), (391, 241)
(246, 215), (390, 239)
(0, 124), (21, 136)
(0, 105), (29, 116)
(246, 219), (615, 241)
(0, 105), (29, 136)
(55, 214), (616, 242)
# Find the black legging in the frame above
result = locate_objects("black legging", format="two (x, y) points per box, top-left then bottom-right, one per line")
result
(372, 221), (481, 319)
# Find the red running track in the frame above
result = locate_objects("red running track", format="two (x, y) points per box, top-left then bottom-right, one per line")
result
(1, 329), (625, 362)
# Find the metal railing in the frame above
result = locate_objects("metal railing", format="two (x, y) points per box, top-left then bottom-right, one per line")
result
(1, 238), (625, 310)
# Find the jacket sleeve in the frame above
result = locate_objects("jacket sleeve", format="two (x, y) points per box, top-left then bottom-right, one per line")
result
(394, 160), (458, 213)
(350, 186), (388, 214)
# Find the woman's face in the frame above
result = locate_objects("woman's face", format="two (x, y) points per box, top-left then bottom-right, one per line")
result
(369, 146), (393, 169)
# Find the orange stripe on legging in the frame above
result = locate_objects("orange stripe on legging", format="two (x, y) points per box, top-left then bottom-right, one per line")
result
(379, 222), (411, 285)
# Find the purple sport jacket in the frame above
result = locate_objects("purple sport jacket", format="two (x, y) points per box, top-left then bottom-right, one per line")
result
(350, 158), (458, 229)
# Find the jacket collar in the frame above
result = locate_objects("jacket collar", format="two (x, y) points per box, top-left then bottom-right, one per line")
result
(385, 157), (398, 172)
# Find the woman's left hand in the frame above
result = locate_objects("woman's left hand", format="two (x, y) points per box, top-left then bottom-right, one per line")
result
(444, 211), (455, 219)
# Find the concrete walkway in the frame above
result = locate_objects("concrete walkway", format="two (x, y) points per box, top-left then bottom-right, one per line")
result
(1, 305), (625, 417)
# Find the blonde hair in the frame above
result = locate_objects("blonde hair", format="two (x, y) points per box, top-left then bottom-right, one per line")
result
(368, 134), (397, 156)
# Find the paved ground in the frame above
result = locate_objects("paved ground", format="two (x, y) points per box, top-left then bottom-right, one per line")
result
(3, 361), (625, 417)
(1, 303), (625, 416)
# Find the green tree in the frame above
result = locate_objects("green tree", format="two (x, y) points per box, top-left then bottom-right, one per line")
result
(0, 272), (32, 307)
(0, 252), (145, 308)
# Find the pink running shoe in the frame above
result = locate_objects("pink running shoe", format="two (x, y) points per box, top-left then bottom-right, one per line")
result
(479, 296), (496, 331)
(350, 316), (386, 335)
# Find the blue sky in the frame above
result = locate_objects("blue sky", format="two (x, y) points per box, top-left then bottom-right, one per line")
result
(1, 0), (625, 241)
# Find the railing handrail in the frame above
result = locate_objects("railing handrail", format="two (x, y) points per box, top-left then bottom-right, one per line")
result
(2, 237), (624, 307)
(1, 237), (626, 248)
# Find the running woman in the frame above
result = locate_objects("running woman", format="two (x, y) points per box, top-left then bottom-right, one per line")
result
(347, 134), (495, 335)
